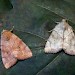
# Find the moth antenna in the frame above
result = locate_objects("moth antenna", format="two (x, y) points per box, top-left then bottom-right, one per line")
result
(10, 26), (14, 32)
(56, 19), (67, 24)
(48, 29), (53, 33)
(56, 22), (60, 24)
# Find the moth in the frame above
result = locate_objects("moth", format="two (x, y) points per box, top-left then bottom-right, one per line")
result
(1, 30), (32, 69)
(45, 19), (75, 55)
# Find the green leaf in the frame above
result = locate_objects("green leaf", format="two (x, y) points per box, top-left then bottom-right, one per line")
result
(0, 0), (13, 17)
(0, 0), (75, 75)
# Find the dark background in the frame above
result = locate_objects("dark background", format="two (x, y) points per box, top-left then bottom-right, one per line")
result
(0, 0), (75, 75)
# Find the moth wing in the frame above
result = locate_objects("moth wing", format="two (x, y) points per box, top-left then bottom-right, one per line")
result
(63, 25), (75, 55)
(1, 30), (32, 68)
(45, 24), (63, 53)
(1, 31), (17, 69)
(8, 31), (32, 60)
(1, 52), (17, 69)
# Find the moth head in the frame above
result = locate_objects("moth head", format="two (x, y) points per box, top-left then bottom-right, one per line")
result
(62, 19), (69, 31)
(62, 19), (66, 22)
(1, 30), (12, 41)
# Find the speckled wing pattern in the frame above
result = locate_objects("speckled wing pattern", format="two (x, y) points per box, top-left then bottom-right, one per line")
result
(1, 30), (32, 69)
(63, 21), (75, 55)
(45, 19), (75, 55)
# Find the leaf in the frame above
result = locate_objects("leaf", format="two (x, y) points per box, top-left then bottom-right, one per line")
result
(0, 0), (75, 75)
(0, 0), (13, 18)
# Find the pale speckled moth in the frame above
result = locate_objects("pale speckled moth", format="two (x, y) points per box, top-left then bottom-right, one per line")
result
(1, 30), (32, 69)
(45, 19), (75, 55)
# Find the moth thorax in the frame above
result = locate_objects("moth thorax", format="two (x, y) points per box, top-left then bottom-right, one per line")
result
(2, 31), (12, 41)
